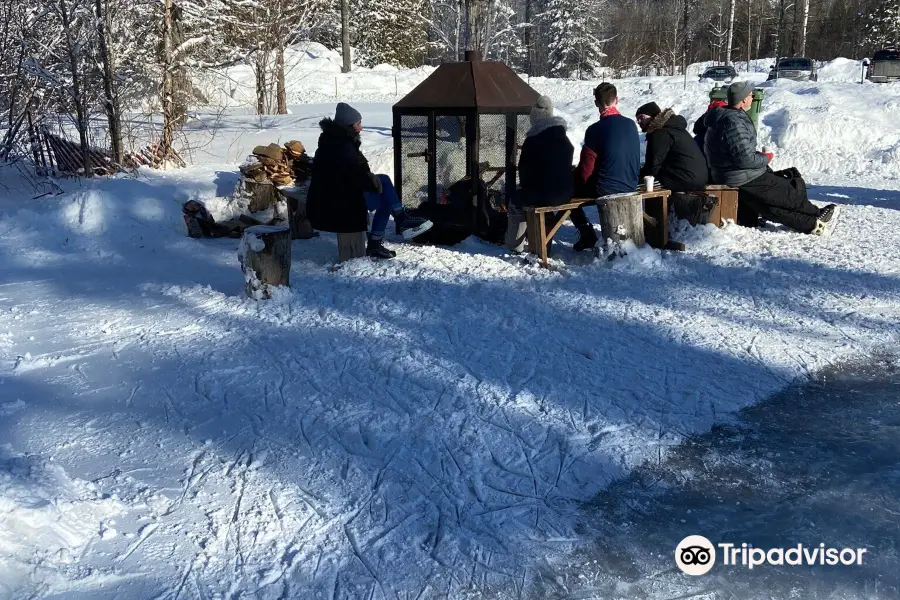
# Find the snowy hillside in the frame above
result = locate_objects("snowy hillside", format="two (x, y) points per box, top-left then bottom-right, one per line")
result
(2, 59), (900, 599)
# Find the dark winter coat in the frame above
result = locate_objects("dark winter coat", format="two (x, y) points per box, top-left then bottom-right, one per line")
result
(703, 107), (768, 188)
(692, 111), (712, 149)
(639, 109), (708, 192)
(516, 117), (575, 207)
(307, 118), (380, 233)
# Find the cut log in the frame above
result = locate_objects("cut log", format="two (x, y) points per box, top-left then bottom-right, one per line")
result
(672, 192), (720, 226)
(238, 226), (291, 299)
(242, 178), (280, 213)
(598, 192), (645, 257)
(337, 231), (367, 262)
(277, 184), (319, 240)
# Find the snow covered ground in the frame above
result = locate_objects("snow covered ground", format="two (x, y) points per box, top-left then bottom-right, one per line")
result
(2, 54), (900, 599)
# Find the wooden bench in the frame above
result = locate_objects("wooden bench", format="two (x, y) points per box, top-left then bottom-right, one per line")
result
(524, 187), (678, 268)
(702, 185), (739, 226)
(670, 185), (739, 227)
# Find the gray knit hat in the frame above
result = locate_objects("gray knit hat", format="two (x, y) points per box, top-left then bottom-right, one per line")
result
(334, 102), (362, 127)
(530, 95), (554, 124)
(727, 81), (754, 106)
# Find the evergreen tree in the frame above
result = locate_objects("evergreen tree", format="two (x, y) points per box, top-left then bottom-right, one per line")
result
(545, 0), (605, 78)
(352, 0), (430, 67)
(485, 0), (526, 68)
(865, 0), (900, 50)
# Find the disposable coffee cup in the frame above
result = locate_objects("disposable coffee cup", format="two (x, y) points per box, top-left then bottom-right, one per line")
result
(644, 175), (655, 191)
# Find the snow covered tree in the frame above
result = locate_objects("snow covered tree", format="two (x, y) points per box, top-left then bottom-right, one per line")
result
(352, 0), (430, 67)
(221, 0), (324, 114)
(484, 0), (525, 67)
(94, 0), (123, 163)
(545, 0), (605, 78)
(865, 0), (900, 49)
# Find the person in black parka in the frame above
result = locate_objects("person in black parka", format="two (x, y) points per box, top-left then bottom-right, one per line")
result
(307, 103), (432, 259)
(692, 100), (726, 151)
(635, 102), (708, 192)
(505, 95), (574, 254)
(705, 82), (840, 235)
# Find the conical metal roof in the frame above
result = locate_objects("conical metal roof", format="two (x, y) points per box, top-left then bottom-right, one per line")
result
(394, 52), (540, 112)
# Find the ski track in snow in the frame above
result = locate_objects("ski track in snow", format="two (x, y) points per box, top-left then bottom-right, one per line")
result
(1, 61), (900, 598)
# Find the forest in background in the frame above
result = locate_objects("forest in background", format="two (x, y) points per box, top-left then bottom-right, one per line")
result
(0, 0), (896, 173)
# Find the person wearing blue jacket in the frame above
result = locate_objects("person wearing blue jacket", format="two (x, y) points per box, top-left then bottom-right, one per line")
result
(569, 83), (641, 251)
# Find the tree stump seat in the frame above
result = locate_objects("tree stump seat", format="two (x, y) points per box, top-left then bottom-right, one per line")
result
(238, 226), (291, 299)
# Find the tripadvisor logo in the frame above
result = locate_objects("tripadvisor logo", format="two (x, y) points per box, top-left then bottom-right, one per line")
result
(675, 536), (868, 575)
(675, 535), (716, 575)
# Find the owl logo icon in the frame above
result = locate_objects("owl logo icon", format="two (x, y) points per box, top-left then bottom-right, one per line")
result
(675, 535), (716, 575)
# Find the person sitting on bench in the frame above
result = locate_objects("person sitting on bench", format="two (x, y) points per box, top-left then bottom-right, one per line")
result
(635, 102), (708, 192)
(505, 96), (574, 254)
(704, 82), (840, 236)
(307, 103), (433, 259)
(693, 100), (726, 152)
(570, 83), (640, 251)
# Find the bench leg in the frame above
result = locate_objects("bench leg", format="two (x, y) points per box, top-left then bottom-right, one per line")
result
(643, 195), (668, 248)
(525, 210), (538, 257)
(537, 212), (549, 268)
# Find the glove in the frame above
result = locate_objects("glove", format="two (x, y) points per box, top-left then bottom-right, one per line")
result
(763, 152), (774, 163)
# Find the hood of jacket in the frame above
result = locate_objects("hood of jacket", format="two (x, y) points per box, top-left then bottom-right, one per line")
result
(318, 117), (361, 147)
(527, 116), (568, 138)
(646, 109), (688, 134)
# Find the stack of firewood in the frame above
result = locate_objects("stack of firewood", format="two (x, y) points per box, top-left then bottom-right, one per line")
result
(239, 141), (309, 187)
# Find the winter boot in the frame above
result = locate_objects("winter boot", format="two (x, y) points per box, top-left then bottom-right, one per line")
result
(573, 225), (598, 252)
(811, 204), (841, 236)
(366, 235), (396, 259)
(393, 209), (434, 240)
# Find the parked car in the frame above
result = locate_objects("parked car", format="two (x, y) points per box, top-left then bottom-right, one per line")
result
(866, 49), (900, 83)
(699, 65), (738, 82)
(767, 57), (818, 81)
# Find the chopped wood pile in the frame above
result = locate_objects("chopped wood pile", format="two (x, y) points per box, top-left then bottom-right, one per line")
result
(239, 141), (311, 186)
(40, 129), (186, 176)
(43, 133), (118, 176)
(186, 139), (313, 240)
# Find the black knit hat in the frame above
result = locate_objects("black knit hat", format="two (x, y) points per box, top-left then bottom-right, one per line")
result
(635, 102), (661, 118)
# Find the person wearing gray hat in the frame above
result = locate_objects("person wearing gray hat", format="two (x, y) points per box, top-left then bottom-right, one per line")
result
(702, 82), (840, 235)
(726, 81), (754, 107)
(505, 95), (574, 254)
(334, 102), (363, 128)
(307, 103), (433, 258)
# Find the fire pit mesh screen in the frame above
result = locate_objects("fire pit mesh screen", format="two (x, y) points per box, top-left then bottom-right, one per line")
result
(399, 115), (429, 208)
(516, 114), (529, 156)
(478, 114), (508, 200)
(435, 115), (468, 201)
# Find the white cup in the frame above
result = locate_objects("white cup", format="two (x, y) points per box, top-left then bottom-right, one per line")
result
(644, 175), (655, 191)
